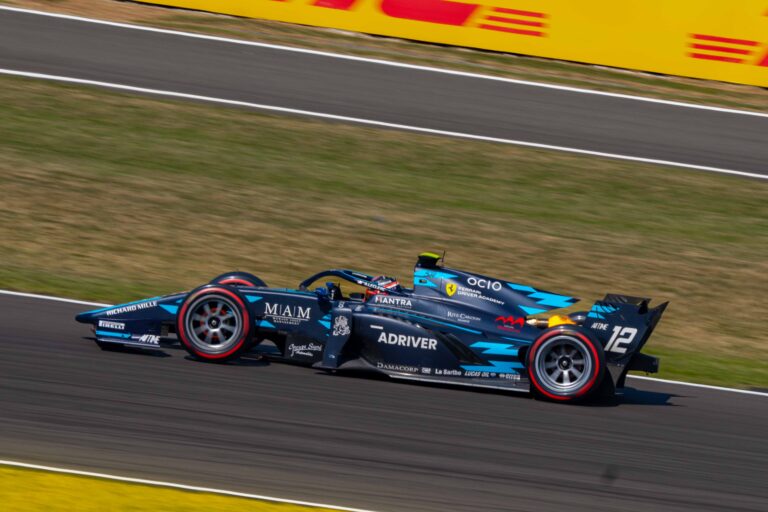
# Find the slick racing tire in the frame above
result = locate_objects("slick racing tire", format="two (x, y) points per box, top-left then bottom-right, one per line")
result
(177, 286), (252, 362)
(528, 328), (605, 402)
(210, 271), (266, 288)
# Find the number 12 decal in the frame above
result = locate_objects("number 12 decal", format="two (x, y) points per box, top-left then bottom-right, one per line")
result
(605, 326), (638, 354)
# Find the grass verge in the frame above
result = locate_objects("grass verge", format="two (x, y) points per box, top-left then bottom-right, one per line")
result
(0, 75), (766, 389)
(0, 466), (341, 511)
(2, 0), (767, 112)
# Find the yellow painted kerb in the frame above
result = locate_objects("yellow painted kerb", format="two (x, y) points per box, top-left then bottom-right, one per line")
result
(0, 466), (344, 512)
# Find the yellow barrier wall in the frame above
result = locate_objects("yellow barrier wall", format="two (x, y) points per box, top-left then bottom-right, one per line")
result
(138, 0), (768, 87)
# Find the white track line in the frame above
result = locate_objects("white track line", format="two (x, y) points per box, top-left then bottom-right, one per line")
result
(2, 288), (765, 396)
(0, 289), (110, 307)
(0, 68), (765, 180)
(0, 460), (381, 512)
(626, 375), (767, 397)
(0, 5), (767, 119)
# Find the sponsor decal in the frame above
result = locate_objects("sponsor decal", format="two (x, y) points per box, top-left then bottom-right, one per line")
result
(446, 311), (481, 324)
(98, 320), (125, 330)
(288, 342), (323, 357)
(463, 370), (519, 380)
(133, 334), (160, 345)
(420, 367), (432, 375)
(332, 316), (351, 336)
(495, 315), (524, 332)
(467, 276), (503, 291)
(454, 285), (505, 305)
(105, 300), (157, 316)
(372, 295), (413, 308)
(377, 332), (437, 350)
(376, 362), (419, 373)
(590, 322), (609, 331)
(687, 33), (768, 67)
(265, 302), (311, 325)
(445, 283), (457, 296)
(434, 369), (462, 376)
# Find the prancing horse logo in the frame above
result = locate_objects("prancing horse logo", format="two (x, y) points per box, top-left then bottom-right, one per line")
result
(445, 283), (457, 297)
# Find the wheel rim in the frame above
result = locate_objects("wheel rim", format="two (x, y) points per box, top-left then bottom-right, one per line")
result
(184, 295), (243, 354)
(534, 335), (593, 394)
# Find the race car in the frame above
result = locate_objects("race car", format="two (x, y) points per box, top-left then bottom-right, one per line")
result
(75, 252), (666, 402)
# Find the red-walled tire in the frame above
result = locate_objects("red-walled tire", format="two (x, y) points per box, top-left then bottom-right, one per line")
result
(527, 328), (605, 402)
(210, 271), (266, 288)
(177, 286), (252, 362)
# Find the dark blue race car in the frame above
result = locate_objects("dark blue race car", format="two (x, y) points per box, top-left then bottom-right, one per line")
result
(76, 252), (666, 402)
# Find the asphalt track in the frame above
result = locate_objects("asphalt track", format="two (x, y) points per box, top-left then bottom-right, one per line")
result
(1, 8), (768, 176)
(1, 294), (766, 512)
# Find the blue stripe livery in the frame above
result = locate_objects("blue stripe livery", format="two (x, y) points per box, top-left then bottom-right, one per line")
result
(414, 269), (458, 280)
(507, 283), (536, 292)
(461, 361), (524, 374)
(528, 291), (575, 308)
(519, 306), (547, 316)
(588, 303), (619, 319)
(95, 330), (131, 339)
(470, 341), (520, 356)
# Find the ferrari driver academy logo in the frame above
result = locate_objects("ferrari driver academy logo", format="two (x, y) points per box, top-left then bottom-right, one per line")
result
(445, 283), (457, 296)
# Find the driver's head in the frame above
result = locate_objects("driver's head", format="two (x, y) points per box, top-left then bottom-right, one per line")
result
(372, 275), (400, 291)
(365, 275), (400, 300)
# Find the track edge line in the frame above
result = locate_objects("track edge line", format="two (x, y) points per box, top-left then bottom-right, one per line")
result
(0, 68), (764, 180)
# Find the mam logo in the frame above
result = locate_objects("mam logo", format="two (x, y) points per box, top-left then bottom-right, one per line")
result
(495, 315), (524, 331)
(445, 283), (457, 297)
(265, 302), (311, 325)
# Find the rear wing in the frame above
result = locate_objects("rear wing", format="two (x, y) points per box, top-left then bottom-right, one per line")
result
(583, 294), (668, 386)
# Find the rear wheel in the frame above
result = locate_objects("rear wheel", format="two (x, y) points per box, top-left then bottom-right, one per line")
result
(210, 271), (266, 288)
(177, 286), (252, 362)
(528, 329), (604, 402)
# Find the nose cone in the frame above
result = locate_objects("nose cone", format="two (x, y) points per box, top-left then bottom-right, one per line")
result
(75, 311), (94, 323)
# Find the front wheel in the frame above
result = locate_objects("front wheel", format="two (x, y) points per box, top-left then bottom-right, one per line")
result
(527, 329), (604, 402)
(177, 286), (252, 362)
(210, 271), (266, 288)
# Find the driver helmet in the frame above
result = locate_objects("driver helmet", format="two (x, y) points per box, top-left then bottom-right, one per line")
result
(365, 275), (401, 299)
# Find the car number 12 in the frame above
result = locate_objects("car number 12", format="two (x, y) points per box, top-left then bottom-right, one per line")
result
(605, 326), (638, 354)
